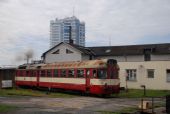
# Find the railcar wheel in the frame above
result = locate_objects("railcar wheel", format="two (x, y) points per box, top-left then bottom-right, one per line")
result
(101, 94), (110, 98)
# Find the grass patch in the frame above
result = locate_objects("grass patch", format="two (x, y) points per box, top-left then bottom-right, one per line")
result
(0, 104), (17, 112)
(112, 89), (170, 98)
(0, 88), (76, 98)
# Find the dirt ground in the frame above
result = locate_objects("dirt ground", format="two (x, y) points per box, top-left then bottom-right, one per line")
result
(0, 96), (166, 114)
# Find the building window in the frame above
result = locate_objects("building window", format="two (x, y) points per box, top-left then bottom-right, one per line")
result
(66, 49), (73, 54)
(147, 69), (154, 78)
(52, 49), (59, 54)
(144, 48), (152, 61)
(167, 70), (170, 82)
(144, 53), (151, 61)
(126, 69), (137, 81)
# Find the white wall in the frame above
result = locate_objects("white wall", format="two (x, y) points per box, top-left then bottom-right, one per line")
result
(95, 55), (144, 62)
(45, 44), (82, 63)
(119, 61), (170, 90)
(82, 55), (90, 60)
(151, 54), (170, 61)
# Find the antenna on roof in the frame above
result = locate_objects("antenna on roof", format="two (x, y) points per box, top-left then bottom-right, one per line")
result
(72, 0), (76, 17)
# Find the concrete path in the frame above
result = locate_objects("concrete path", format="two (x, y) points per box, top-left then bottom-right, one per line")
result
(0, 96), (166, 114)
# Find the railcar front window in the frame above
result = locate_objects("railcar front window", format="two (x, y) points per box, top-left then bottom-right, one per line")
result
(98, 69), (107, 79)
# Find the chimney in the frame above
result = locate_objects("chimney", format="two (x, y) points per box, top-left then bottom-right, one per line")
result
(69, 26), (73, 44)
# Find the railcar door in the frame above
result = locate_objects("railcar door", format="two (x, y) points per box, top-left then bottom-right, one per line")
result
(85, 69), (91, 92)
(32, 70), (39, 87)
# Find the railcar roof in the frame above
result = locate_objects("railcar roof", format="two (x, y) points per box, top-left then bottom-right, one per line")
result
(18, 59), (117, 70)
(41, 59), (109, 69)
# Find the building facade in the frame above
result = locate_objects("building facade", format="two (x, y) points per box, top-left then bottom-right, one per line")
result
(42, 42), (94, 63)
(50, 16), (85, 48)
(0, 67), (16, 89)
(42, 43), (170, 90)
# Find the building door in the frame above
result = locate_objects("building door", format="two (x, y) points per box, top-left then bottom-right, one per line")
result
(34, 70), (39, 86)
(85, 69), (91, 92)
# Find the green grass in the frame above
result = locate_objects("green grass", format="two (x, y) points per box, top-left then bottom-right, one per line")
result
(112, 89), (170, 98)
(0, 88), (170, 98)
(0, 104), (17, 112)
(0, 88), (76, 98)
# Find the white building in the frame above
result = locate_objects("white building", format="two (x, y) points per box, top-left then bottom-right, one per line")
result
(42, 43), (170, 90)
(42, 42), (94, 63)
(50, 16), (85, 48)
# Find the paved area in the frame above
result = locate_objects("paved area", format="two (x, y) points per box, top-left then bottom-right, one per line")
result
(0, 96), (166, 114)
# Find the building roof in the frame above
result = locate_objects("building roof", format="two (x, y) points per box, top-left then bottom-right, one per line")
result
(88, 43), (170, 56)
(42, 42), (170, 57)
(41, 42), (95, 57)
(68, 43), (95, 55)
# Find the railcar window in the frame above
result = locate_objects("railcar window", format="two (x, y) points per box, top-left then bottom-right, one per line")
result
(98, 69), (107, 79)
(26, 70), (29, 77)
(54, 69), (58, 77)
(21, 70), (25, 76)
(61, 69), (66, 77)
(40, 70), (46, 77)
(77, 69), (84, 78)
(47, 70), (52, 77)
(93, 70), (97, 78)
(17, 70), (21, 76)
(33, 71), (37, 77)
(68, 69), (74, 77)
(30, 71), (33, 77)
(16, 70), (19, 76)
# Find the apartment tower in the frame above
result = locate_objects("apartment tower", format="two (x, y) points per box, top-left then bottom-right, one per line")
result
(50, 16), (85, 48)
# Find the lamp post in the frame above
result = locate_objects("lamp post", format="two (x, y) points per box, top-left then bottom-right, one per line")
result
(141, 85), (146, 96)
(125, 72), (128, 92)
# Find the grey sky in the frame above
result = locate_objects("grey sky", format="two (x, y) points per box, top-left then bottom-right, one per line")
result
(0, 0), (170, 65)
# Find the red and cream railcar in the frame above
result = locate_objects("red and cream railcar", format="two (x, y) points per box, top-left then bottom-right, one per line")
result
(15, 59), (120, 95)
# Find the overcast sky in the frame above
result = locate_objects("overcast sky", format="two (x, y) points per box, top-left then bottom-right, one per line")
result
(0, 0), (170, 65)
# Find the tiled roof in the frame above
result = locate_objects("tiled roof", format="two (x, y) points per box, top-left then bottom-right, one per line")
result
(42, 42), (170, 57)
(88, 43), (170, 56)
